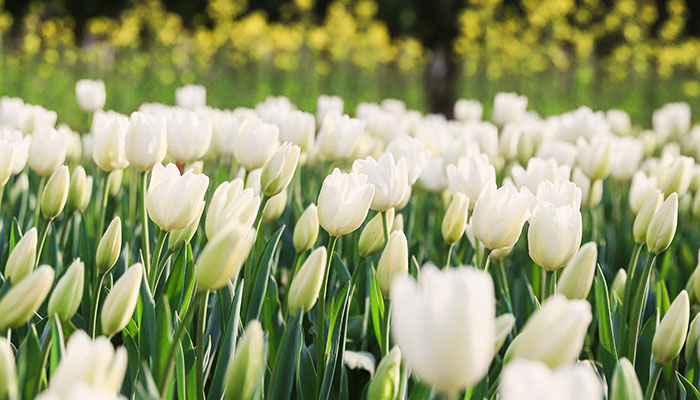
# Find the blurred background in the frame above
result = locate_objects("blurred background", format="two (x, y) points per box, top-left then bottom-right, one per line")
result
(0, 0), (699, 128)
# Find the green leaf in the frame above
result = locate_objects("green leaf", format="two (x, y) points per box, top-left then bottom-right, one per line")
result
(268, 311), (303, 399)
(153, 296), (173, 386)
(368, 264), (384, 353)
(635, 309), (658, 388)
(332, 253), (352, 286)
(594, 264), (618, 361)
(49, 314), (65, 376)
(208, 282), (243, 400)
(245, 225), (284, 324)
(296, 342), (317, 400)
(17, 324), (43, 400)
(320, 282), (352, 400)
(678, 372), (700, 400)
(139, 265), (157, 363)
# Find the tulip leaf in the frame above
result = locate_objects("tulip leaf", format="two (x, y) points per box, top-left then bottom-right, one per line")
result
(245, 225), (285, 324)
(677, 372), (700, 400)
(153, 296), (173, 386)
(268, 311), (303, 399)
(16, 324), (42, 400)
(49, 314), (65, 375)
(263, 275), (284, 364)
(369, 264), (385, 354)
(135, 361), (161, 400)
(176, 341), (187, 400)
(333, 253), (352, 286)
(320, 282), (352, 400)
(208, 282), (243, 400)
(594, 264), (618, 361)
(635, 309), (658, 388)
(139, 265), (157, 364)
(297, 342), (317, 400)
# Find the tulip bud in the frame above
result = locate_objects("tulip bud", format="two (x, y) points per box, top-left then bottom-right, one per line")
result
(224, 320), (266, 400)
(494, 314), (515, 356)
(556, 242), (597, 300)
(287, 247), (327, 315)
(611, 269), (627, 302)
(262, 190), (287, 223)
(100, 264), (143, 336)
(358, 209), (395, 257)
(686, 313), (700, 363)
(505, 294), (592, 368)
(48, 258), (85, 321)
(658, 155), (694, 197)
(392, 213), (403, 232)
(261, 142), (300, 197)
(195, 224), (256, 291)
(106, 169), (123, 197)
(441, 193), (469, 245)
(96, 217), (121, 274)
(66, 165), (88, 214)
(377, 230), (409, 297)
(610, 358), (642, 400)
(293, 204), (319, 254)
(41, 165), (69, 220)
(4, 227), (37, 284)
(472, 182), (531, 250)
(367, 346), (402, 400)
(0, 265), (54, 330)
(169, 201), (205, 252)
(633, 189), (662, 244)
(0, 337), (17, 399)
(652, 290), (689, 364)
(646, 192), (678, 255)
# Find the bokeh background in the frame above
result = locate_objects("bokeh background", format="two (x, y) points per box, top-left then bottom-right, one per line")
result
(1, 0), (699, 128)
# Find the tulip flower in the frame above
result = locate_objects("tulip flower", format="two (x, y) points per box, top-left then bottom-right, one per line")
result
(534, 180), (582, 210)
(500, 359), (602, 400)
(359, 208), (395, 257)
(100, 264), (143, 336)
(391, 265), (495, 395)
(610, 358), (643, 400)
(147, 163), (209, 231)
(611, 269), (627, 302)
(386, 135), (429, 185)
(632, 189), (662, 244)
(48, 258), (85, 321)
(377, 230), (409, 297)
(4, 227), (37, 284)
(0, 337), (16, 399)
(658, 155), (694, 197)
(316, 94), (344, 124)
(317, 168), (375, 237)
(0, 142), (14, 187)
(629, 171), (658, 214)
(653, 102), (690, 141)
(96, 217), (122, 273)
(446, 154), (496, 208)
(473, 182), (531, 250)
(262, 190), (287, 223)
(556, 242), (598, 300)
(572, 168), (602, 208)
(652, 290), (689, 364)
(175, 84), (206, 110)
(0, 265), (54, 330)
(367, 346), (402, 400)
(353, 152), (410, 212)
(494, 314), (515, 356)
(91, 110), (129, 171)
(527, 203), (582, 271)
(316, 111), (364, 161)
(646, 192), (678, 254)
(492, 92), (527, 126)
(576, 137), (611, 181)
(205, 178), (259, 239)
(418, 157), (448, 193)
(28, 126), (68, 177)
(125, 111), (167, 171)
(293, 204), (319, 254)
(66, 166), (89, 214)
(277, 110), (315, 153)
(106, 169), (123, 197)
(168, 201), (205, 252)
(0, 128), (30, 176)
(511, 157), (571, 194)
(441, 192), (469, 245)
(224, 320), (266, 400)
(454, 99), (483, 122)
(75, 79), (106, 112)
(609, 137), (643, 181)
(233, 116), (280, 170)
(41, 165), (70, 220)
(195, 224), (256, 291)
(505, 294), (592, 368)
(261, 142), (300, 197)
(287, 247), (327, 315)
(166, 109), (212, 163)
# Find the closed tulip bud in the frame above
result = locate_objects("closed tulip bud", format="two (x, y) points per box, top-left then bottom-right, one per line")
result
(318, 168), (375, 237)
(0, 142), (14, 187)
(262, 190), (287, 223)
(100, 264), (143, 336)
(527, 203), (582, 271)
(377, 230), (409, 297)
(611, 269), (627, 302)
(646, 192), (678, 254)
(367, 346), (402, 400)
(66, 165), (87, 213)
(441, 193), (469, 245)
(494, 314), (515, 356)
(686, 314), (700, 362)
(75, 79), (106, 112)
(0, 337), (16, 399)
(0, 265), (54, 330)
(505, 295), (592, 368)
(473, 182), (531, 250)
(5, 227), (37, 284)
(659, 156), (694, 197)
(206, 179), (260, 240)
(261, 142), (300, 197)
(195, 224), (255, 291)
(633, 189), (662, 244)
(224, 320), (265, 400)
(610, 358), (643, 400)
(169, 201), (205, 252)
(287, 247), (327, 315)
(125, 112), (167, 171)
(392, 213), (403, 232)
(106, 169), (123, 197)
(48, 258), (85, 321)
(96, 217), (121, 274)
(41, 165), (69, 220)
(556, 242), (597, 300)
(652, 290), (689, 364)
(358, 209), (395, 257)
(293, 204), (319, 253)
(147, 163), (209, 232)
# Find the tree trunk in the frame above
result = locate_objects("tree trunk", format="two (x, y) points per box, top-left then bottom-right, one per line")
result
(424, 47), (460, 118)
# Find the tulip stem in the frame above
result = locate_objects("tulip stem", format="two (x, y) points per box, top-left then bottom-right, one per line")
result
(546, 270), (556, 298)
(445, 243), (454, 268)
(33, 176), (45, 226)
(626, 252), (657, 364)
(90, 272), (106, 338)
(644, 362), (663, 400)
(59, 211), (74, 253)
(36, 218), (51, 268)
(141, 171), (152, 279)
(196, 291), (209, 400)
(149, 230), (168, 288)
(381, 211), (390, 244)
(97, 174), (109, 241)
(316, 235), (338, 383)
(381, 299), (391, 356)
(483, 250), (492, 273)
(619, 242), (643, 352)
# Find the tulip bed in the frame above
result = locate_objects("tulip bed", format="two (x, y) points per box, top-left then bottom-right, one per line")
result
(0, 84), (698, 400)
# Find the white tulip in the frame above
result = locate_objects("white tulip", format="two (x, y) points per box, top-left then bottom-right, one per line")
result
(317, 168), (375, 237)
(500, 359), (602, 400)
(609, 137), (643, 181)
(454, 99), (483, 122)
(353, 152), (410, 211)
(166, 109), (213, 163)
(277, 109), (315, 152)
(175, 84), (206, 110)
(535, 140), (578, 168)
(606, 109), (631, 135)
(572, 168), (602, 208)
(472, 182), (531, 250)
(629, 171), (658, 214)
(657, 155), (694, 197)
(316, 111), (365, 161)
(233, 116), (280, 170)
(528, 203), (582, 271)
(91, 110), (129, 172)
(418, 157), (448, 193)
(576, 137), (611, 181)
(125, 112), (167, 171)
(75, 79), (106, 112)
(205, 179), (259, 239)
(0, 128), (30, 175)
(653, 102), (690, 141)
(446, 154), (496, 208)
(556, 242), (598, 300)
(147, 163), (209, 231)
(316, 94), (343, 124)
(492, 92), (528, 126)
(386, 135), (429, 185)
(511, 157), (571, 194)
(28, 126), (68, 177)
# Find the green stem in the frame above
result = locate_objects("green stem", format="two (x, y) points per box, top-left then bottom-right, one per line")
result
(445, 243), (454, 268)
(381, 210), (390, 244)
(483, 250), (492, 272)
(149, 230), (168, 288)
(90, 272), (106, 338)
(497, 260), (514, 315)
(382, 299), (391, 356)
(31, 334), (53, 397)
(290, 252), (302, 281)
(546, 270), (557, 298)
(196, 292), (209, 400)
(97, 175), (109, 241)
(36, 219), (52, 268)
(59, 212), (74, 253)
(316, 235), (338, 382)
(620, 242), (643, 352)
(33, 177), (45, 226)
(644, 362), (663, 400)
(141, 171), (152, 278)
(626, 252), (657, 364)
